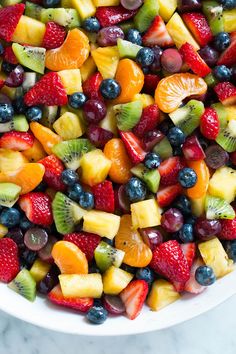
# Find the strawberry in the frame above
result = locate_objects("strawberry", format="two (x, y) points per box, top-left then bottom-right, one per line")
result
(173, 243), (196, 292)
(48, 285), (94, 312)
(3, 46), (18, 64)
(42, 22), (66, 50)
(182, 12), (213, 47)
(143, 74), (161, 95)
(200, 107), (220, 140)
(156, 184), (182, 208)
(24, 72), (68, 106)
(142, 15), (174, 47)
(158, 156), (184, 186)
(133, 104), (160, 138)
(217, 32), (236, 66)
(150, 240), (190, 283)
(95, 5), (137, 27)
(0, 238), (19, 283)
(39, 154), (66, 191)
(179, 42), (211, 77)
(0, 79), (5, 90)
(64, 232), (101, 261)
(0, 131), (34, 151)
(19, 192), (53, 226)
(91, 180), (115, 213)
(219, 216), (236, 240)
(120, 280), (148, 320)
(0, 4), (25, 42)
(182, 135), (206, 161)
(214, 82), (236, 106)
(184, 258), (206, 294)
(119, 131), (146, 164)
(82, 72), (103, 100)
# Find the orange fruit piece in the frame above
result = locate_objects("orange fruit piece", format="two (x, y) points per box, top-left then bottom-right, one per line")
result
(0, 163), (45, 194)
(51, 241), (88, 274)
(115, 215), (152, 267)
(103, 138), (132, 184)
(155, 73), (207, 113)
(45, 29), (90, 71)
(22, 138), (46, 162)
(30, 122), (62, 155)
(186, 160), (210, 199)
(112, 59), (144, 104)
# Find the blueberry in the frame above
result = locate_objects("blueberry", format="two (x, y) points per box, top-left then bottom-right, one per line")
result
(69, 92), (87, 109)
(174, 195), (191, 215)
(224, 240), (236, 262)
(13, 96), (27, 114)
(158, 119), (174, 134)
(25, 106), (43, 121)
(120, 264), (137, 274)
(20, 250), (37, 268)
(100, 79), (121, 100)
(218, 0), (236, 9)
(213, 32), (231, 52)
(0, 43), (4, 56)
(67, 183), (83, 202)
(87, 306), (108, 324)
(19, 216), (34, 231)
(0, 103), (14, 123)
(61, 169), (79, 186)
(0, 208), (21, 228)
(136, 47), (155, 67)
(126, 29), (142, 45)
(125, 177), (147, 202)
(136, 267), (154, 285)
(213, 65), (232, 82)
(42, 0), (60, 8)
(79, 191), (94, 210)
(195, 265), (216, 286)
(1, 61), (15, 74)
(82, 17), (100, 32)
(144, 152), (162, 169)
(178, 224), (194, 243)
(142, 66), (150, 74)
(33, 181), (47, 192)
(178, 168), (197, 188)
(167, 127), (186, 147)
(103, 237), (114, 246)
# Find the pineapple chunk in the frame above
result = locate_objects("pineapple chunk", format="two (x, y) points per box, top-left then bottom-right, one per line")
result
(226, 105), (236, 121)
(166, 13), (200, 50)
(223, 9), (236, 33)
(80, 149), (111, 186)
(132, 94), (155, 108)
(58, 69), (82, 95)
(99, 104), (118, 136)
(131, 199), (161, 229)
(30, 259), (51, 283)
(198, 238), (233, 278)
(93, 0), (119, 6)
(147, 279), (180, 311)
(157, 0), (177, 22)
(91, 46), (120, 79)
(208, 166), (236, 203)
(59, 274), (103, 298)
(12, 16), (46, 46)
(53, 112), (84, 140)
(103, 266), (133, 295)
(71, 0), (96, 20)
(83, 210), (120, 239)
(0, 224), (8, 239)
(190, 195), (206, 217)
(0, 149), (28, 172)
(22, 139), (46, 162)
(80, 56), (96, 82)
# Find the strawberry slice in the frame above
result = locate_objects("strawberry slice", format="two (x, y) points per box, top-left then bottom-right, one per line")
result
(133, 104), (160, 138)
(0, 131), (34, 151)
(39, 154), (66, 191)
(156, 184), (182, 208)
(219, 216), (236, 240)
(142, 15), (174, 47)
(182, 135), (206, 161)
(42, 22), (66, 50)
(179, 42), (211, 77)
(200, 107), (220, 140)
(120, 280), (148, 320)
(0, 4), (25, 42)
(158, 156), (184, 186)
(214, 82), (236, 106)
(91, 180), (115, 213)
(48, 285), (94, 312)
(24, 72), (68, 106)
(182, 12), (213, 47)
(173, 243), (196, 292)
(3, 46), (18, 64)
(143, 74), (161, 95)
(217, 32), (236, 66)
(120, 131), (146, 164)
(0, 238), (20, 283)
(63, 232), (101, 261)
(184, 258), (206, 294)
(82, 72), (103, 100)
(95, 5), (137, 27)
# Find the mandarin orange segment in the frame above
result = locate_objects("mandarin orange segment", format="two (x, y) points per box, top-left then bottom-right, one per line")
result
(51, 240), (88, 274)
(115, 215), (152, 268)
(45, 29), (90, 71)
(22, 138), (46, 162)
(112, 59), (144, 104)
(186, 160), (210, 199)
(30, 122), (62, 155)
(0, 163), (45, 194)
(155, 73), (207, 113)
(103, 138), (132, 184)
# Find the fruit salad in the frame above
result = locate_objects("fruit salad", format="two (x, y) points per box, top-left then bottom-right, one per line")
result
(0, 0), (235, 325)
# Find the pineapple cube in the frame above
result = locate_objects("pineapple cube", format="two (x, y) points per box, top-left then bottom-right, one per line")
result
(53, 112), (84, 140)
(190, 195), (206, 217)
(223, 9), (236, 33)
(131, 199), (161, 229)
(12, 16), (46, 46)
(93, 0), (119, 6)
(157, 0), (177, 22)
(58, 69), (82, 95)
(71, 0), (96, 20)
(80, 56), (96, 82)
(147, 279), (180, 311)
(59, 274), (103, 298)
(208, 166), (236, 203)
(166, 13), (200, 50)
(226, 105), (236, 121)
(83, 210), (120, 239)
(91, 46), (120, 79)
(0, 224), (8, 239)
(132, 94), (155, 108)
(80, 149), (111, 186)
(99, 105), (118, 136)
(30, 259), (51, 283)
(198, 237), (234, 278)
(103, 266), (133, 295)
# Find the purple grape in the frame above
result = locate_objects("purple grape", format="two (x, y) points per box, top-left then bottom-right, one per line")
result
(37, 265), (60, 294)
(5, 65), (24, 87)
(38, 235), (57, 263)
(161, 208), (184, 233)
(199, 46), (219, 67)
(178, 0), (202, 12)
(87, 125), (113, 148)
(103, 295), (125, 314)
(121, 0), (143, 10)
(97, 26), (124, 47)
(84, 99), (107, 124)
(194, 218), (222, 240)
(205, 144), (229, 169)
(0, 94), (11, 104)
(116, 184), (130, 213)
(161, 49), (183, 73)
(150, 46), (163, 73)
(140, 228), (163, 250)
(142, 129), (164, 151)
(24, 228), (48, 251)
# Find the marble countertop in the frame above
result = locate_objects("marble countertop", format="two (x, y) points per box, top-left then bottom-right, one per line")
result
(0, 295), (236, 354)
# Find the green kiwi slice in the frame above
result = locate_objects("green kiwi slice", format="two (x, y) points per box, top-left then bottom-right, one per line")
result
(114, 101), (143, 131)
(118, 20), (135, 34)
(117, 39), (142, 59)
(8, 269), (36, 302)
(0, 115), (29, 133)
(216, 119), (236, 153)
(211, 102), (227, 128)
(25, 1), (42, 20)
(12, 43), (45, 75)
(205, 195), (235, 220)
(134, 0), (159, 33)
(40, 8), (81, 28)
(153, 137), (173, 159)
(0, 183), (21, 207)
(202, 1), (224, 35)
(131, 164), (160, 193)
(94, 241), (125, 273)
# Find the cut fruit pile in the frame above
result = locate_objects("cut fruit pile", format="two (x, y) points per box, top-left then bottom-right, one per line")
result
(0, 0), (235, 325)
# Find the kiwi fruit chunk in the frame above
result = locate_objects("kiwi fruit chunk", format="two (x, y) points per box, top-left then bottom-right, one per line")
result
(131, 164), (160, 193)
(0, 0), (20, 5)
(0, 183), (21, 207)
(41, 106), (58, 128)
(0, 115), (29, 133)
(205, 195), (235, 220)
(114, 101), (143, 131)
(153, 137), (173, 159)
(117, 39), (142, 59)
(204, 73), (218, 88)
(52, 192), (86, 234)
(216, 120), (236, 153)
(25, 1), (42, 20)
(211, 102), (227, 128)
(8, 269), (36, 302)
(94, 241), (125, 273)
(52, 139), (94, 170)
(134, 0), (159, 33)
(40, 8), (81, 28)
(118, 20), (135, 34)
(12, 43), (45, 75)
(202, 1), (224, 35)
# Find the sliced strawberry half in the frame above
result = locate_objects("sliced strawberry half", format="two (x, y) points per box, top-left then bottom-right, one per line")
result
(3, 46), (19, 64)
(156, 184), (182, 208)
(158, 156), (184, 186)
(182, 12), (213, 47)
(0, 238), (20, 283)
(182, 135), (206, 161)
(173, 243), (196, 292)
(142, 15), (174, 47)
(133, 104), (160, 138)
(0, 4), (25, 42)
(217, 32), (236, 66)
(214, 82), (236, 106)
(82, 72), (103, 100)
(184, 258), (206, 294)
(39, 154), (66, 191)
(42, 22), (66, 50)
(0, 131), (34, 151)
(120, 131), (146, 164)
(95, 5), (137, 27)
(63, 232), (101, 262)
(92, 180), (115, 213)
(179, 42), (211, 77)
(143, 74), (161, 95)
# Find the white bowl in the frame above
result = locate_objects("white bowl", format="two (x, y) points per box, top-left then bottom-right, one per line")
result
(1, 270), (236, 336)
